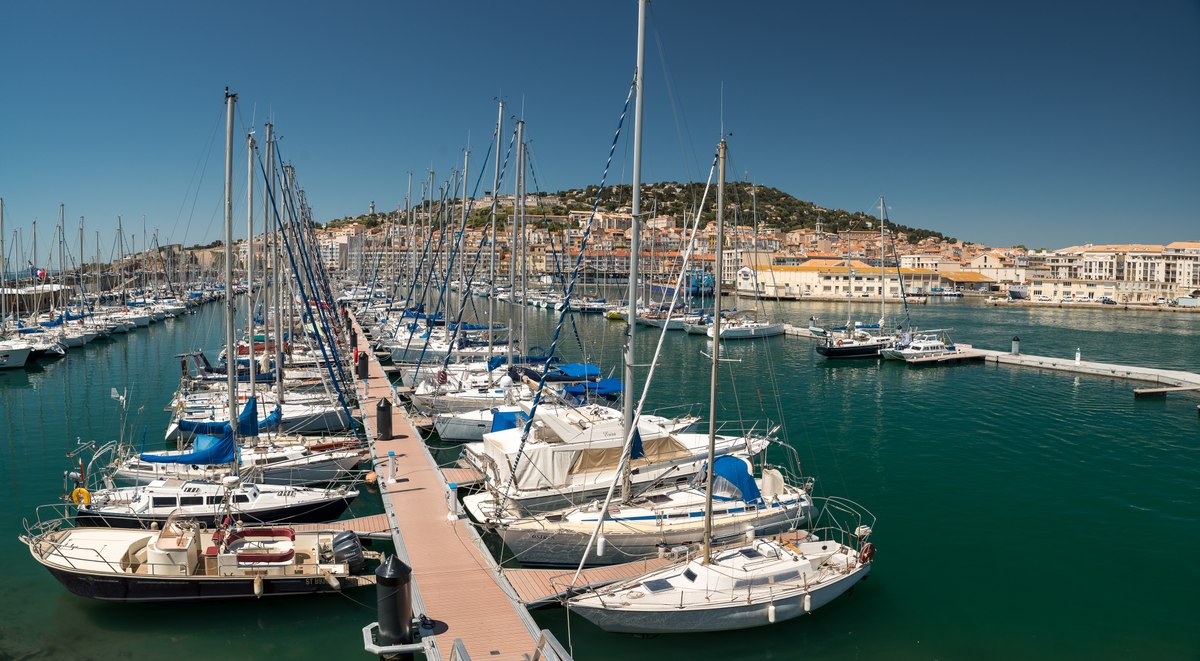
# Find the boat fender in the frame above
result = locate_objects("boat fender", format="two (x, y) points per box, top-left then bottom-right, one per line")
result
(767, 601), (777, 623)
(859, 543), (876, 564)
(836, 340), (843, 347)
(70, 487), (91, 506)
(253, 575), (263, 599)
(436, 369), (448, 385)
(323, 570), (340, 590)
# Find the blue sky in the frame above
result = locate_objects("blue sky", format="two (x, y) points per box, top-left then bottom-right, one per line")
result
(1, 0), (1197, 265)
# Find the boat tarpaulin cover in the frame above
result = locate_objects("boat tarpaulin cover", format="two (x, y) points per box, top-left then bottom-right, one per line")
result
(490, 409), (529, 433)
(712, 455), (762, 504)
(141, 428), (236, 465)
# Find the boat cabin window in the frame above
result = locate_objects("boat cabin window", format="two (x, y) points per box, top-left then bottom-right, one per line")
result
(682, 568), (697, 583)
(205, 496), (223, 505)
(233, 495), (251, 504)
(641, 579), (674, 594)
(152, 497), (177, 508)
(738, 548), (763, 559)
(179, 496), (203, 506)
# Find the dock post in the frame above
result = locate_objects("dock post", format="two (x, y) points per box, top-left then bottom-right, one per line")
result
(1011, 336), (1020, 355)
(357, 351), (369, 379)
(375, 554), (414, 658)
(1075, 348), (1081, 365)
(377, 398), (393, 440)
(388, 450), (397, 483)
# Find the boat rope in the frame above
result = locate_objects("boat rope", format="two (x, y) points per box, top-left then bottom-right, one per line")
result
(499, 77), (637, 511)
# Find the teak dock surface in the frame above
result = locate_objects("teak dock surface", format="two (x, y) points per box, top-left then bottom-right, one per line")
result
(348, 314), (546, 661)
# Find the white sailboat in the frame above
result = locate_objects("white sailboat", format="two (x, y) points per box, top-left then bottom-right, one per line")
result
(568, 136), (876, 633)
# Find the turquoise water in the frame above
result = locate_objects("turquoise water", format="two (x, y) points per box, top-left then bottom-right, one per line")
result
(2, 297), (1198, 659)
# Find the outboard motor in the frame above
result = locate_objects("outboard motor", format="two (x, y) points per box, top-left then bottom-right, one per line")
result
(332, 530), (366, 573)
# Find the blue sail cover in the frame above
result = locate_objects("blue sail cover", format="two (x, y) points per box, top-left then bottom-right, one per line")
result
(140, 428), (236, 465)
(486, 354), (558, 372)
(556, 363), (601, 379)
(238, 397), (259, 437)
(711, 455), (762, 505)
(561, 377), (623, 398)
(490, 409), (529, 433)
(630, 427), (644, 460)
(176, 397), (280, 437)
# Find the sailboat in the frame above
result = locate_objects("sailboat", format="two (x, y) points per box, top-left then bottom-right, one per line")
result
(21, 90), (377, 603)
(0, 199), (34, 369)
(815, 200), (898, 358)
(568, 137), (876, 633)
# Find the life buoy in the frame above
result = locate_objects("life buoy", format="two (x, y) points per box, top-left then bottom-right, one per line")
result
(836, 339), (844, 347)
(436, 369), (448, 385)
(70, 487), (91, 506)
(859, 542), (876, 564)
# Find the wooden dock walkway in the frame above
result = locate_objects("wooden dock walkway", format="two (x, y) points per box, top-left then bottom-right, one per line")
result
(348, 314), (543, 661)
(292, 513), (391, 539)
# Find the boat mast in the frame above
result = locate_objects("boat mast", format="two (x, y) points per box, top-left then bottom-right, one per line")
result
(622, 0), (647, 467)
(507, 120), (523, 367)
(246, 130), (257, 398)
(1, 198), (6, 330)
(79, 216), (85, 308)
(879, 195), (886, 326)
(58, 204), (65, 311)
(223, 88), (239, 451)
(702, 138), (727, 565)
(488, 100), (504, 363)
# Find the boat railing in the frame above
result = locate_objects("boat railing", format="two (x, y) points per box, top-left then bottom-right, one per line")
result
(808, 495), (877, 552)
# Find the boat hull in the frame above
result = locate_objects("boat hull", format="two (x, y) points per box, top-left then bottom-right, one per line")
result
(40, 564), (355, 602)
(571, 563), (870, 633)
(496, 508), (808, 567)
(815, 343), (886, 359)
(75, 495), (356, 529)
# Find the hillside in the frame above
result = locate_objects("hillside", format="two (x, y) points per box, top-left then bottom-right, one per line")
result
(553, 183), (949, 242)
(324, 182), (952, 243)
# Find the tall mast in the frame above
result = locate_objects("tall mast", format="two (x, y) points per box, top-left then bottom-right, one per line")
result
(58, 204), (65, 307)
(460, 148), (469, 295)
(879, 195), (886, 326)
(246, 131), (257, 397)
(623, 0), (647, 443)
(223, 88), (239, 448)
(266, 123), (283, 398)
(1, 198), (6, 328)
(79, 216), (85, 306)
(702, 138), (727, 565)
(406, 172), (414, 283)
(518, 141), (527, 352)
(487, 100), (504, 362)
(507, 120), (524, 367)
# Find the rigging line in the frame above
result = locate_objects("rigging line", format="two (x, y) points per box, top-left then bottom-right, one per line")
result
(569, 151), (720, 587)
(648, 1), (702, 184)
(174, 104), (225, 245)
(500, 76), (638, 511)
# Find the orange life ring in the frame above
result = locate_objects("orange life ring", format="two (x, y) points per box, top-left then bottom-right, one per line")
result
(859, 542), (876, 564)
(836, 339), (844, 347)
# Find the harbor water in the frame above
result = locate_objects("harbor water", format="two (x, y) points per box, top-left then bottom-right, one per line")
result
(2, 297), (1198, 659)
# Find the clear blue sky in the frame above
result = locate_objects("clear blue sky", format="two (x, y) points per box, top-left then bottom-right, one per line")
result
(2, 0), (1197, 265)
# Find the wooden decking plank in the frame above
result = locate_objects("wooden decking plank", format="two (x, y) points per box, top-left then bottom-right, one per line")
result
(348, 315), (538, 661)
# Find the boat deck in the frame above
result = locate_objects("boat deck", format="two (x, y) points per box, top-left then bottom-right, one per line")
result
(350, 315), (542, 660)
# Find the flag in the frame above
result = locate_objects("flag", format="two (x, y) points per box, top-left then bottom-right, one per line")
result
(27, 261), (46, 279)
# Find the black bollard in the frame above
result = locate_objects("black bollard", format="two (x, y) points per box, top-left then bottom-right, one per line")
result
(357, 351), (369, 379)
(350, 327), (357, 348)
(376, 554), (413, 647)
(376, 398), (393, 440)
